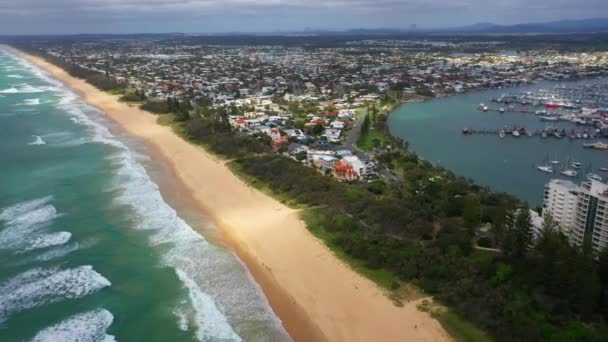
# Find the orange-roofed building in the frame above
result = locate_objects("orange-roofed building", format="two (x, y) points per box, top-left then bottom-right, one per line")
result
(332, 160), (358, 181)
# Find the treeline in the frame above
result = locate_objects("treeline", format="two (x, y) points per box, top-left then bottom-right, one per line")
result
(20, 48), (125, 92)
(140, 97), (192, 122)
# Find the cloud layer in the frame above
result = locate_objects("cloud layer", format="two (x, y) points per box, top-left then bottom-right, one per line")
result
(0, 0), (606, 34)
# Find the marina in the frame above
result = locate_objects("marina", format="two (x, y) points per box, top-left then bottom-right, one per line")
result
(472, 83), (608, 134)
(388, 77), (608, 205)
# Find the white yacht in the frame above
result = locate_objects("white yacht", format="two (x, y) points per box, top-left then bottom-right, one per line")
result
(561, 169), (578, 177)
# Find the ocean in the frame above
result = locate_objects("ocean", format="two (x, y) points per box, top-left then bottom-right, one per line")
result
(388, 78), (608, 205)
(0, 49), (290, 341)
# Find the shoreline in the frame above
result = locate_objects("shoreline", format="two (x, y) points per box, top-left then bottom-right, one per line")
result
(10, 46), (450, 342)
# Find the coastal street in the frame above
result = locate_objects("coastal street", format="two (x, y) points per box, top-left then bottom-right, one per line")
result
(343, 108), (367, 150)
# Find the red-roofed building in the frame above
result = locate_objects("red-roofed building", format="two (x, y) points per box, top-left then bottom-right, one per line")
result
(332, 160), (358, 181)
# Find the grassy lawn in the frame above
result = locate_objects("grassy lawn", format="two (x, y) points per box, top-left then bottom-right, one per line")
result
(357, 129), (389, 150)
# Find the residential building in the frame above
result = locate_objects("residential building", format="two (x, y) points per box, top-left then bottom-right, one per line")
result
(543, 179), (608, 252)
(574, 180), (608, 252)
(543, 179), (580, 241)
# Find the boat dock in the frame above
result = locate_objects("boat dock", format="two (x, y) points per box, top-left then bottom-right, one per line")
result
(462, 126), (607, 142)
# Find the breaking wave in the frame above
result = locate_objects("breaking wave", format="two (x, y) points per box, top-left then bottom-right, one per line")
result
(0, 84), (48, 94)
(0, 195), (53, 222)
(31, 309), (116, 342)
(28, 135), (46, 145)
(0, 265), (111, 323)
(0, 204), (58, 250)
(21, 231), (72, 253)
(0, 196), (66, 255)
(22, 98), (41, 106)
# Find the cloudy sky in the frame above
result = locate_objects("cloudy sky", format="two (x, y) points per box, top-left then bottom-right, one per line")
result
(0, 0), (607, 34)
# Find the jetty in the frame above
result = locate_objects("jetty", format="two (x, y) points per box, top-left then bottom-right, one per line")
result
(462, 126), (608, 142)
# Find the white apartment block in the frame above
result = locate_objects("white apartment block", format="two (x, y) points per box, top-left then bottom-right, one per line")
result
(575, 180), (608, 252)
(543, 179), (608, 252)
(543, 179), (580, 242)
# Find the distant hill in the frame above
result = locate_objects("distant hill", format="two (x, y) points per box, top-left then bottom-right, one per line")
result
(443, 18), (608, 33)
(326, 18), (608, 36)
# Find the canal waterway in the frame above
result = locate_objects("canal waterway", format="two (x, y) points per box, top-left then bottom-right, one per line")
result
(388, 77), (608, 205)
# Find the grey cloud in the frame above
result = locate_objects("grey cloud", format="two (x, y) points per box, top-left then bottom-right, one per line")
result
(0, 0), (606, 34)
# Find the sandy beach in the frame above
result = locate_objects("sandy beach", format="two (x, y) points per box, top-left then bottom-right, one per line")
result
(11, 47), (450, 342)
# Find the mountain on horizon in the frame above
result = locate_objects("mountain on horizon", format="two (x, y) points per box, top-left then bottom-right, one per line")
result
(447, 17), (608, 33)
(329, 18), (608, 35)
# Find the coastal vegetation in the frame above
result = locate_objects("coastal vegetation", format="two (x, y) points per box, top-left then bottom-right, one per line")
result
(26, 47), (608, 342)
(32, 53), (125, 92)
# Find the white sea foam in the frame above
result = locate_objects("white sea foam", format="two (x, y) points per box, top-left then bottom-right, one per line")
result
(0, 265), (111, 323)
(176, 270), (241, 341)
(0, 203), (57, 230)
(0, 196), (52, 221)
(28, 135), (46, 145)
(7, 74), (24, 79)
(107, 146), (244, 340)
(40, 131), (86, 148)
(0, 87), (18, 93)
(30, 242), (81, 263)
(174, 306), (190, 332)
(0, 198), (59, 250)
(108, 145), (288, 340)
(22, 98), (41, 106)
(22, 231), (72, 252)
(0, 84), (47, 94)
(31, 309), (116, 342)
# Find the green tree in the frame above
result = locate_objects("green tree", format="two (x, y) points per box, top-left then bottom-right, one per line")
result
(502, 206), (532, 258)
(462, 194), (481, 228)
(360, 112), (370, 138)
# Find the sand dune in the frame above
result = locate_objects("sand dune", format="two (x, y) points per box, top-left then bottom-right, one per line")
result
(12, 47), (450, 342)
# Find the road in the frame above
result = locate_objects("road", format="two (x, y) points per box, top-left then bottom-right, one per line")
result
(342, 108), (367, 150)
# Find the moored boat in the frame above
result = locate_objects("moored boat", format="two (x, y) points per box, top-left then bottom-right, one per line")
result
(561, 169), (578, 177)
(540, 116), (558, 121)
(537, 165), (553, 173)
(583, 141), (608, 150)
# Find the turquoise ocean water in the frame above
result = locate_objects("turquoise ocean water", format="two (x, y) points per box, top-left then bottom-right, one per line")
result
(0, 49), (289, 341)
(389, 78), (608, 205)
